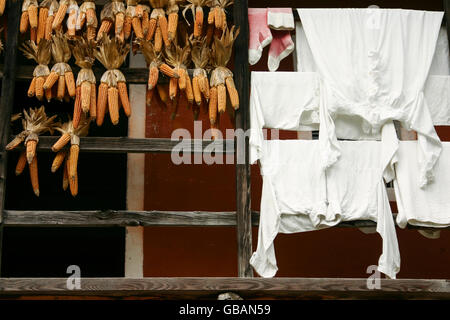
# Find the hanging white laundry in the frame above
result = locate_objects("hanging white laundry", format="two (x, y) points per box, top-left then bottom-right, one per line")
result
(429, 27), (450, 76)
(424, 75), (450, 125)
(325, 139), (400, 279)
(394, 141), (450, 229)
(297, 8), (443, 186)
(250, 138), (400, 279)
(249, 71), (320, 164)
(250, 139), (331, 278)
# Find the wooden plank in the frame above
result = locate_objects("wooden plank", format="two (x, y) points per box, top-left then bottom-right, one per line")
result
(0, 65), (194, 85)
(234, 0), (253, 278)
(0, 0), (23, 276)
(1, 277), (450, 299)
(2, 210), (260, 227)
(10, 137), (235, 154)
(125, 52), (146, 278)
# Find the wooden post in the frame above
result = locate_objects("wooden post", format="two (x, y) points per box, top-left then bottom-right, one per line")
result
(0, 0), (23, 276)
(233, 0), (253, 278)
(124, 53), (146, 278)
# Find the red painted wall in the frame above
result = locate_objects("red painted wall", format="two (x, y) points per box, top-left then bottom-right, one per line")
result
(143, 0), (450, 279)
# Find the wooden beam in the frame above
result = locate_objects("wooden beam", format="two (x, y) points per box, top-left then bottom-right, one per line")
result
(0, 0), (23, 276)
(1, 277), (450, 299)
(234, 0), (253, 278)
(9, 137), (235, 154)
(2, 210), (260, 227)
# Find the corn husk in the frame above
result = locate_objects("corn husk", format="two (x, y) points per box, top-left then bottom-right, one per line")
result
(6, 106), (57, 166)
(72, 36), (96, 86)
(50, 31), (72, 74)
(20, 39), (52, 100)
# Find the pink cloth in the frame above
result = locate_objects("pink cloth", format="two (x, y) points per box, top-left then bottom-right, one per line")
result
(267, 8), (295, 30)
(248, 8), (273, 65)
(268, 30), (294, 71)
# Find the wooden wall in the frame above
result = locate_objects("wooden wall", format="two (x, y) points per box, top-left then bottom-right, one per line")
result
(142, 0), (450, 279)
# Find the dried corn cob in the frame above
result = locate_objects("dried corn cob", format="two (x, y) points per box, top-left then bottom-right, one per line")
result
(124, 0), (136, 39)
(28, 0), (38, 28)
(63, 158), (69, 190)
(37, 0), (51, 43)
(95, 35), (130, 126)
(52, 132), (71, 152)
(142, 5), (150, 36)
(96, 82), (108, 126)
(167, 0), (179, 42)
(66, 0), (79, 37)
(149, 1), (168, 47)
(73, 85), (82, 128)
(69, 144), (79, 196)
(16, 151), (28, 176)
(146, 88), (154, 107)
(157, 84), (169, 108)
(192, 76), (201, 105)
(146, 15), (157, 40)
(20, 10), (30, 34)
(209, 86), (217, 125)
(160, 63), (178, 78)
(20, 40), (52, 101)
(118, 82), (131, 117)
(185, 73), (194, 104)
(44, 0), (58, 40)
(29, 154), (40, 196)
(51, 150), (67, 172)
(182, 0), (208, 38)
(90, 82), (97, 118)
(52, 0), (69, 30)
(0, 0), (5, 16)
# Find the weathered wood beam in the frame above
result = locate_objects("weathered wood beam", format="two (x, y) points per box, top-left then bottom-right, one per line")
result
(8, 137), (235, 154)
(3, 210), (442, 230)
(1, 277), (450, 299)
(2, 210), (260, 227)
(234, 0), (253, 278)
(0, 0), (23, 276)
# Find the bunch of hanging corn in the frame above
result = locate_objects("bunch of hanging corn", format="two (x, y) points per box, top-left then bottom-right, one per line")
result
(20, 0), (39, 41)
(138, 38), (179, 107)
(97, 0), (126, 42)
(209, 25), (239, 134)
(44, 0), (59, 40)
(71, 36), (97, 128)
(20, 39), (52, 101)
(182, 0), (208, 38)
(190, 35), (210, 110)
(7, 107), (57, 197)
(51, 116), (91, 196)
(95, 35), (131, 126)
(124, 0), (143, 39)
(50, 0), (73, 31)
(205, 0), (231, 44)
(76, 0), (98, 41)
(43, 32), (76, 102)
(147, 0), (169, 52)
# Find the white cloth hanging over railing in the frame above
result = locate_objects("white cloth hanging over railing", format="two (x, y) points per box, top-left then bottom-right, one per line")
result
(297, 8), (443, 187)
